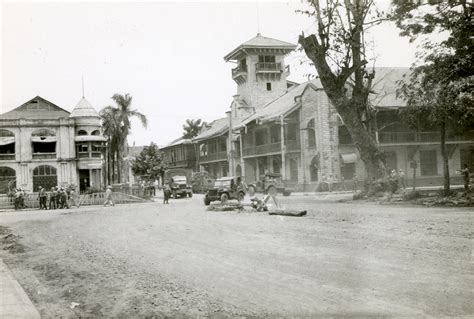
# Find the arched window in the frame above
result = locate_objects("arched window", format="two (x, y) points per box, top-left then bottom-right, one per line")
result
(32, 128), (55, 137)
(33, 165), (57, 191)
(0, 129), (14, 137)
(307, 119), (316, 148)
(77, 130), (87, 136)
(0, 167), (16, 194)
(91, 130), (100, 136)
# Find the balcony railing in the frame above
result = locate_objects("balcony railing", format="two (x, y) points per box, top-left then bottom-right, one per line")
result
(78, 152), (102, 159)
(243, 141), (301, 157)
(32, 153), (56, 159)
(0, 154), (15, 160)
(255, 62), (282, 72)
(168, 159), (195, 168)
(378, 131), (474, 144)
(200, 151), (227, 163)
(231, 65), (247, 77)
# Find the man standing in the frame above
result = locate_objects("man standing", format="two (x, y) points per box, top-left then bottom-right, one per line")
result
(68, 187), (80, 208)
(38, 186), (47, 209)
(399, 169), (406, 190)
(49, 187), (57, 210)
(460, 164), (470, 191)
(104, 186), (115, 206)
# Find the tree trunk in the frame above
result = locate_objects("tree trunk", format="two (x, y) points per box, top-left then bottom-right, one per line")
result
(440, 121), (450, 195)
(339, 102), (387, 180)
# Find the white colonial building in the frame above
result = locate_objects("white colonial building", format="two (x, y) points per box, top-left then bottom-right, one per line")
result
(0, 96), (106, 193)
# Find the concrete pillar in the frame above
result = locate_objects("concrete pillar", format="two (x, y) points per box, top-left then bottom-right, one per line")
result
(239, 132), (245, 178)
(280, 115), (286, 180)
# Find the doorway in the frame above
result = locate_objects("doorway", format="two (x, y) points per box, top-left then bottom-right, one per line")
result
(79, 170), (90, 192)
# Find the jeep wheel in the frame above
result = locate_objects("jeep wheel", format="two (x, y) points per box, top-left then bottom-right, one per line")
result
(267, 186), (277, 197)
(220, 193), (229, 203)
(238, 191), (245, 202)
(204, 198), (210, 206)
(188, 192), (193, 198)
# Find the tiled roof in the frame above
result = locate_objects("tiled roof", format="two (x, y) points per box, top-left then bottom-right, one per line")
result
(0, 96), (70, 120)
(224, 33), (296, 61)
(70, 97), (101, 118)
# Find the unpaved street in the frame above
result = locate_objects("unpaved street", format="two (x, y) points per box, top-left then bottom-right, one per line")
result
(0, 195), (473, 318)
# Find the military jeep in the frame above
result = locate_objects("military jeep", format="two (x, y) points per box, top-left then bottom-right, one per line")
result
(204, 176), (245, 206)
(247, 172), (292, 197)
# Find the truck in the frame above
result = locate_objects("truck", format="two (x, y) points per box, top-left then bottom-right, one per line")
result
(164, 169), (193, 199)
(169, 175), (193, 198)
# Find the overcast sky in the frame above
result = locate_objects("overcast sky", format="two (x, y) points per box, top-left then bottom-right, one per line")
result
(1, 1), (425, 146)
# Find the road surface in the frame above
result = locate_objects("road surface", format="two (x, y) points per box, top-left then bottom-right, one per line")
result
(0, 195), (472, 317)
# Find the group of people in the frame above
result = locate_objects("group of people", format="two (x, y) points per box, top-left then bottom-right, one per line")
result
(11, 188), (27, 210)
(36, 186), (80, 210)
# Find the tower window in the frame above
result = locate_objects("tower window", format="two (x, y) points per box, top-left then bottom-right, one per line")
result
(259, 56), (276, 63)
(266, 83), (272, 91)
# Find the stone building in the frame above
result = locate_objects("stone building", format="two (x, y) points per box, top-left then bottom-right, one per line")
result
(160, 34), (473, 190)
(0, 96), (106, 194)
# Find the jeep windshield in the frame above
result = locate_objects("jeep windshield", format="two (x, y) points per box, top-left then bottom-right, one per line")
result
(213, 180), (231, 188)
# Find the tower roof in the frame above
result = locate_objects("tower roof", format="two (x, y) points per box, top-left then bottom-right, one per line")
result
(70, 97), (100, 118)
(224, 33), (296, 61)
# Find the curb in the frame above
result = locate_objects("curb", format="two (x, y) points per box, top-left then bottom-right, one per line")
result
(0, 259), (40, 318)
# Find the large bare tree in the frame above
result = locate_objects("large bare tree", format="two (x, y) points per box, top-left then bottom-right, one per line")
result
(299, 0), (387, 181)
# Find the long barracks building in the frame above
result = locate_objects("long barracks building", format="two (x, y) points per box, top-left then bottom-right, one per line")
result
(161, 34), (474, 190)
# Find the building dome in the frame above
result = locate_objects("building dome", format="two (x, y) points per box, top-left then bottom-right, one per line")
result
(70, 97), (100, 118)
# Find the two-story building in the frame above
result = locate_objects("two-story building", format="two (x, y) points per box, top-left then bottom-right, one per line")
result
(159, 34), (473, 190)
(0, 96), (106, 193)
(160, 137), (196, 180)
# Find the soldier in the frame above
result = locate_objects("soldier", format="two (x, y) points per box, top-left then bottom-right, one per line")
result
(399, 169), (406, 190)
(163, 184), (171, 204)
(49, 187), (57, 210)
(459, 164), (470, 191)
(38, 186), (47, 209)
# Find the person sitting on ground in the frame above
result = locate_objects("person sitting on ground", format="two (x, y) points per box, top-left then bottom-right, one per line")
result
(104, 186), (115, 206)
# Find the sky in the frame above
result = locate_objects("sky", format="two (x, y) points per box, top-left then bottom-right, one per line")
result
(1, 0), (425, 147)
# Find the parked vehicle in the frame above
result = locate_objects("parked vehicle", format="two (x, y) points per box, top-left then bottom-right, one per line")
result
(204, 176), (245, 205)
(170, 176), (193, 198)
(247, 173), (292, 197)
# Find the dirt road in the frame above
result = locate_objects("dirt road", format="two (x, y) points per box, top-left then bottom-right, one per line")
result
(0, 195), (473, 317)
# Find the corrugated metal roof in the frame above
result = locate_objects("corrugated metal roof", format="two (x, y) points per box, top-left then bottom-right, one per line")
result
(192, 118), (228, 142)
(70, 97), (101, 118)
(239, 79), (323, 127)
(161, 137), (193, 149)
(0, 96), (70, 120)
(224, 33), (296, 61)
(369, 67), (409, 108)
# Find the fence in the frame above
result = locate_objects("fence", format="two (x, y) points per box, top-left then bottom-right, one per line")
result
(0, 191), (149, 210)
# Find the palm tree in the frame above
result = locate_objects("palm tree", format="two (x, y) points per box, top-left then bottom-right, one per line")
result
(183, 119), (204, 139)
(100, 93), (147, 184)
(100, 106), (121, 184)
